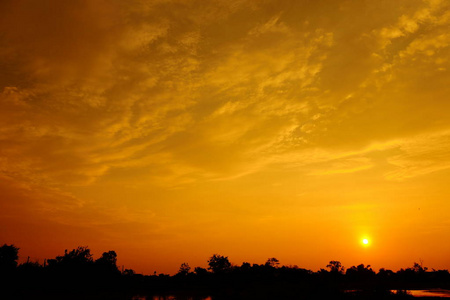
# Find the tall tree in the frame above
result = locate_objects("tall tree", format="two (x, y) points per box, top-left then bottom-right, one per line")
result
(265, 257), (280, 268)
(326, 260), (344, 274)
(0, 244), (19, 271)
(207, 254), (231, 273)
(177, 262), (191, 276)
(95, 251), (119, 274)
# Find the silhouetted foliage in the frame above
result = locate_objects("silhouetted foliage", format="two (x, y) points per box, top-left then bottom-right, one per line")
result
(177, 262), (191, 276)
(3, 244), (450, 300)
(0, 244), (19, 271)
(123, 268), (136, 276)
(412, 261), (428, 273)
(346, 264), (376, 289)
(264, 257), (279, 268)
(327, 260), (345, 274)
(95, 250), (120, 275)
(241, 262), (251, 270)
(47, 246), (93, 268)
(207, 254), (231, 273)
(378, 267), (395, 281)
(194, 266), (208, 276)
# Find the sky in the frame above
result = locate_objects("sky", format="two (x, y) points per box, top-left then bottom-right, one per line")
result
(1, 0), (450, 275)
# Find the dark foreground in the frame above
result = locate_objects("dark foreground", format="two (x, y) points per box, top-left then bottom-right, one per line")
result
(1, 245), (450, 299)
(7, 290), (450, 300)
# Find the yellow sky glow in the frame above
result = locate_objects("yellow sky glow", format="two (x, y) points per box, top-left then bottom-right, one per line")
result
(1, 0), (450, 274)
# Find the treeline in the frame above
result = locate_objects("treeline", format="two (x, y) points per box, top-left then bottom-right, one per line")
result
(1, 244), (450, 299)
(1, 244), (125, 298)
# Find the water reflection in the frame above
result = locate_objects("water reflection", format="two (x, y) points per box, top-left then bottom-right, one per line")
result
(391, 289), (450, 298)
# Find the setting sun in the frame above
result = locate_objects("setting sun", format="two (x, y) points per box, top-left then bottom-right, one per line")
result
(362, 238), (370, 246)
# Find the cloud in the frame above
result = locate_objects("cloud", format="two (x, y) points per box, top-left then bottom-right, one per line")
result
(3, 0), (448, 192)
(373, 0), (447, 50)
(309, 157), (374, 176)
(0, 1), (448, 209)
(385, 131), (450, 180)
(248, 14), (289, 36)
(0, 1), (447, 193)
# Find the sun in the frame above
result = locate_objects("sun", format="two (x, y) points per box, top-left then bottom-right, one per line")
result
(362, 238), (370, 246)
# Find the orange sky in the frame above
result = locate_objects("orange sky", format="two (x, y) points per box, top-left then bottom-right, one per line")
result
(1, 0), (450, 275)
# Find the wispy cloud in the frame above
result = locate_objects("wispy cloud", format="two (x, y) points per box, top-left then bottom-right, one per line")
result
(385, 131), (450, 180)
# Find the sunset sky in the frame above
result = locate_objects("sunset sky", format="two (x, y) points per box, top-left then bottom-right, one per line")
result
(1, 0), (450, 275)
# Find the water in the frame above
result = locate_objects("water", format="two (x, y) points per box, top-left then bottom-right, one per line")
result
(139, 290), (450, 299)
(396, 289), (450, 298)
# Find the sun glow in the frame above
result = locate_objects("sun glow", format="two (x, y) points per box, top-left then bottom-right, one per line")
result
(362, 238), (369, 246)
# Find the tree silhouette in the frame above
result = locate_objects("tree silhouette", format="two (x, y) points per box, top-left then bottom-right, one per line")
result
(177, 262), (191, 276)
(326, 260), (344, 274)
(48, 246), (93, 267)
(265, 257), (280, 268)
(241, 262), (251, 270)
(378, 268), (394, 276)
(96, 251), (117, 265)
(95, 250), (120, 275)
(412, 261), (428, 274)
(346, 264), (375, 282)
(3, 243), (450, 299)
(207, 254), (231, 273)
(194, 266), (208, 276)
(123, 268), (135, 276)
(0, 244), (19, 271)
(46, 246), (95, 288)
